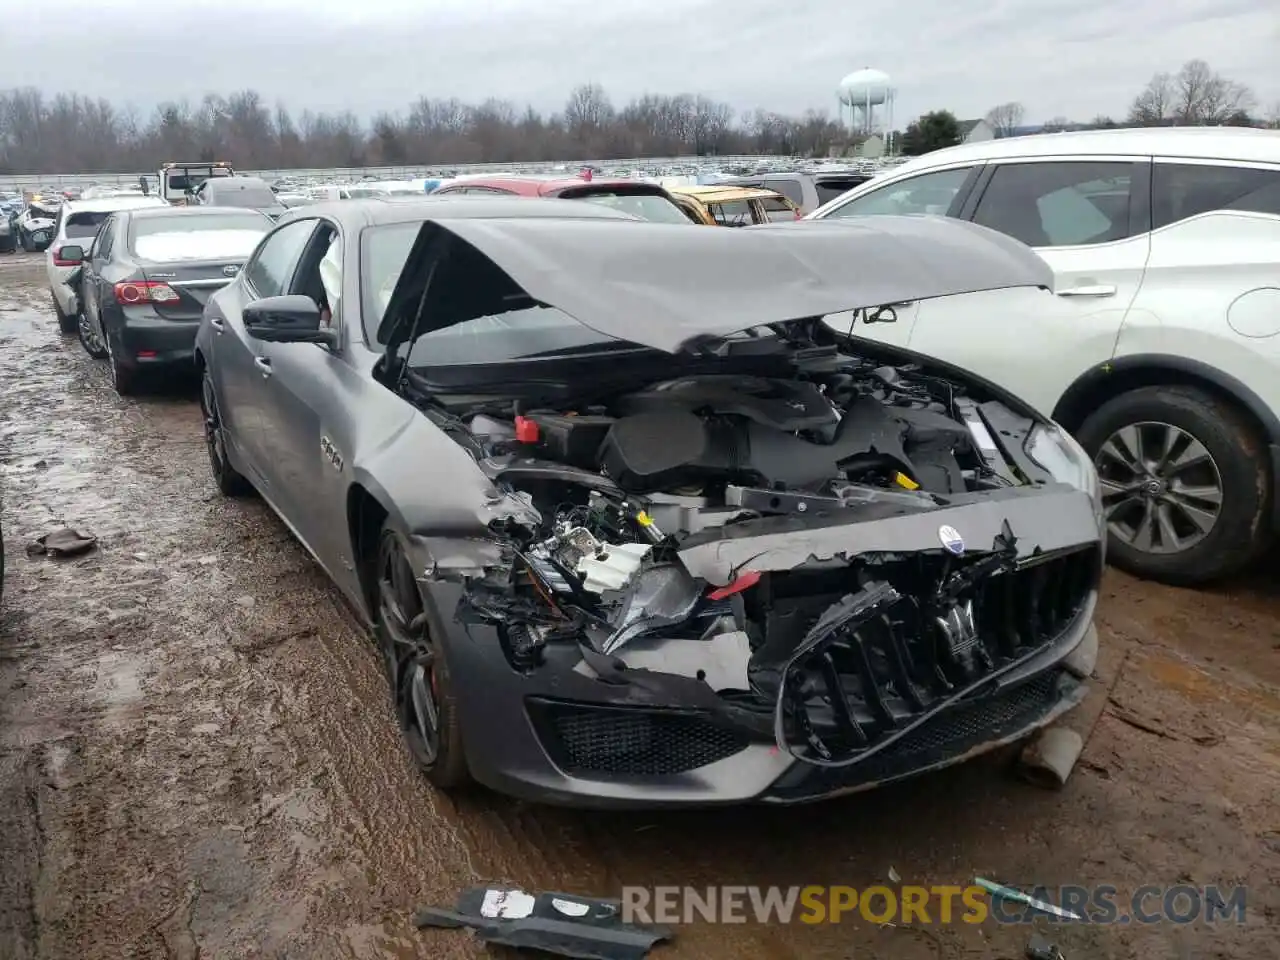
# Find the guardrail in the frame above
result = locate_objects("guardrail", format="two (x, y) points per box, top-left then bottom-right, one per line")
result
(0, 156), (815, 191)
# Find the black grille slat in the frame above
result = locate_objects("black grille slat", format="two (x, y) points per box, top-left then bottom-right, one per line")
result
(530, 702), (749, 777)
(769, 545), (1098, 763)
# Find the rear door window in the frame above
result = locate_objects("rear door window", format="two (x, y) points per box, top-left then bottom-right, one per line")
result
(758, 196), (797, 222)
(766, 179), (804, 206)
(66, 211), (112, 239)
(709, 200), (754, 227)
(1152, 163), (1280, 228)
(972, 161), (1134, 247)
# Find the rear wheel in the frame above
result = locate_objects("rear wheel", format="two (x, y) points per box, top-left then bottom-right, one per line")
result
(51, 293), (77, 334)
(200, 368), (251, 496)
(104, 332), (138, 396)
(375, 522), (469, 789)
(1078, 385), (1272, 585)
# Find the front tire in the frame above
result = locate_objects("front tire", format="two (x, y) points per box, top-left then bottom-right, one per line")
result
(51, 292), (77, 334)
(1078, 385), (1272, 585)
(77, 307), (108, 359)
(200, 368), (251, 496)
(374, 522), (469, 789)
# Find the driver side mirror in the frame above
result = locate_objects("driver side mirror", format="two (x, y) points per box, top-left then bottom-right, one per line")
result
(244, 295), (337, 347)
(58, 244), (85, 262)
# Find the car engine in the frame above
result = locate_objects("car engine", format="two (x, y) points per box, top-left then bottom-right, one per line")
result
(461, 363), (1018, 605)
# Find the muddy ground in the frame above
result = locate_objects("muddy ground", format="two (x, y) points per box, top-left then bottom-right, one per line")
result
(0, 251), (1277, 960)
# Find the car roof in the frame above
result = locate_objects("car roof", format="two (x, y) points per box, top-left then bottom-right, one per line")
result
(666, 184), (783, 202)
(890, 127), (1280, 174)
(280, 195), (641, 228)
(63, 196), (169, 214)
(445, 176), (658, 196)
(126, 206), (273, 221)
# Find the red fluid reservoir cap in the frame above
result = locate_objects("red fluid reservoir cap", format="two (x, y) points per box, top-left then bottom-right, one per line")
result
(514, 416), (539, 443)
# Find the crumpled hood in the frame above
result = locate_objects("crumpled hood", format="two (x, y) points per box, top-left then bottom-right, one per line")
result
(396, 213), (1053, 354)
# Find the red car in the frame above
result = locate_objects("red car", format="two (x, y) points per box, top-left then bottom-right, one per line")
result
(431, 176), (693, 224)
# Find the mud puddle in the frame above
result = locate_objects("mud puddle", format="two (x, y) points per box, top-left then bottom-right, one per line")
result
(1, 255), (1277, 960)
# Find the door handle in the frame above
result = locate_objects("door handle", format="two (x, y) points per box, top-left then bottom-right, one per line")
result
(254, 356), (272, 378)
(1058, 284), (1116, 298)
(209, 317), (225, 334)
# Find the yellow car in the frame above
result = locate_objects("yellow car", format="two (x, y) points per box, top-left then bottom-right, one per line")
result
(665, 184), (801, 227)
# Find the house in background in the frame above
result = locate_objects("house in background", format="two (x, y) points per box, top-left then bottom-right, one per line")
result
(957, 119), (996, 143)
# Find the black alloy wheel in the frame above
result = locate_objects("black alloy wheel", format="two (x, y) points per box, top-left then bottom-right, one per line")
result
(200, 369), (251, 496)
(375, 522), (469, 788)
(77, 307), (108, 359)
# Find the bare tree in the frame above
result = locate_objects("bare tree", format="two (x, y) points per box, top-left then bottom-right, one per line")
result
(1042, 116), (1071, 133)
(984, 101), (1025, 137)
(0, 82), (971, 174)
(1129, 60), (1255, 126)
(1171, 59), (1254, 124)
(1267, 101), (1280, 129)
(1129, 72), (1173, 125)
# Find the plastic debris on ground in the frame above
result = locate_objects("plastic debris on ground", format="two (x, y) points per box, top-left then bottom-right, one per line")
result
(414, 887), (672, 960)
(26, 527), (98, 558)
(1026, 931), (1067, 959)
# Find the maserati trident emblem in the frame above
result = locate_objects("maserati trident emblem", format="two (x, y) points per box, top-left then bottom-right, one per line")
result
(938, 524), (965, 555)
(222, 264), (239, 276)
(936, 599), (979, 660)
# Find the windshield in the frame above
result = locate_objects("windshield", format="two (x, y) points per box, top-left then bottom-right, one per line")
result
(571, 191), (691, 224)
(363, 221), (624, 360)
(130, 213), (270, 260)
(66, 211), (111, 238)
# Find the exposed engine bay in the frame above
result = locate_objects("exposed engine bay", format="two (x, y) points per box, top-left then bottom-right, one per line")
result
(407, 351), (1097, 772)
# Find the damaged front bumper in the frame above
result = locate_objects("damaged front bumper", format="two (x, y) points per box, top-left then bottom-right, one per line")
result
(411, 485), (1102, 808)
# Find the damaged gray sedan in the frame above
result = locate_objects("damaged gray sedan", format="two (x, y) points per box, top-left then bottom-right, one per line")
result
(195, 196), (1104, 807)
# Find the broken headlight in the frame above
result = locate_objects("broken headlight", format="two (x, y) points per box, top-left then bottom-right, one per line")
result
(1025, 424), (1103, 533)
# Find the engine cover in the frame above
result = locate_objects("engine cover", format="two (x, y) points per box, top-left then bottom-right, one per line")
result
(616, 376), (836, 432)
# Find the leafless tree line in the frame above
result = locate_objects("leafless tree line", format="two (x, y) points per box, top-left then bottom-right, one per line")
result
(984, 59), (1272, 138)
(0, 82), (851, 175)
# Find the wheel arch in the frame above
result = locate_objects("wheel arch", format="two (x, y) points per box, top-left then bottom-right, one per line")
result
(346, 481), (390, 619)
(1051, 354), (1280, 447)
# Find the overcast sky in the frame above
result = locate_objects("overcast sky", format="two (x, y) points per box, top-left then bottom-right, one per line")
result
(2, 0), (1276, 125)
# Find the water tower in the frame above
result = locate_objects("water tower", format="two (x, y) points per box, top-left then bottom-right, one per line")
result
(838, 68), (895, 141)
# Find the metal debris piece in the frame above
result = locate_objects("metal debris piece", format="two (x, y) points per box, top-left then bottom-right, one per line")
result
(415, 887), (672, 960)
(974, 877), (1082, 921)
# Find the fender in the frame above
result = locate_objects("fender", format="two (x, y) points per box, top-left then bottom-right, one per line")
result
(1053, 353), (1280, 533)
(1053, 353), (1280, 444)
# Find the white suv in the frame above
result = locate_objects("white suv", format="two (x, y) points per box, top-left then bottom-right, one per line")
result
(810, 128), (1280, 585)
(46, 195), (169, 331)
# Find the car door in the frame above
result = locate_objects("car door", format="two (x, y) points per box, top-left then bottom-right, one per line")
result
(251, 222), (357, 569)
(81, 216), (116, 342)
(1120, 158), (1280, 376)
(213, 218), (317, 489)
(907, 158), (1149, 415)
(814, 165), (983, 352)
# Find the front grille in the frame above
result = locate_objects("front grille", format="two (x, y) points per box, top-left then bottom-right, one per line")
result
(528, 700), (750, 777)
(768, 672), (1067, 799)
(753, 544), (1098, 763)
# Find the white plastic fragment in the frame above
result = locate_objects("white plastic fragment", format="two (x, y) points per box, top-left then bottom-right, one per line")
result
(576, 542), (653, 593)
(479, 889), (536, 919)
